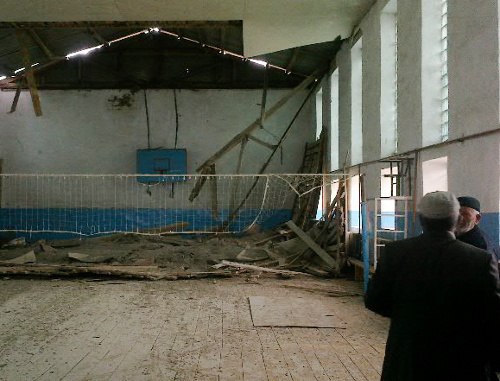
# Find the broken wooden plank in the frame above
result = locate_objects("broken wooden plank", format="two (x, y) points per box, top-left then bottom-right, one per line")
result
(213, 260), (313, 277)
(188, 166), (210, 201)
(0, 263), (232, 281)
(9, 83), (22, 113)
(0, 264), (165, 280)
(285, 221), (335, 268)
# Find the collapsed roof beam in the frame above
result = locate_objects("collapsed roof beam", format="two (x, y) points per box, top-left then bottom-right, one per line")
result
(195, 71), (318, 173)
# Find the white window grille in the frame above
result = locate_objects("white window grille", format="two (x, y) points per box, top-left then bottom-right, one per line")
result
(331, 71), (339, 170)
(351, 38), (363, 165)
(441, 0), (449, 141)
(380, 0), (398, 157)
(316, 87), (323, 139)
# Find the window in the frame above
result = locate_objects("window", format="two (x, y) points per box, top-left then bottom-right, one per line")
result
(380, 167), (398, 230)
(422, 156), (448, 194)
(422, 0), (447, 146)
(316, 87), (323, 139)
(441, 0), (449, 141)
(331, 71), (339, 170)
(348, 174), (360, 231)
(380, 0), (398, 157)
(351, 38), (363, 165)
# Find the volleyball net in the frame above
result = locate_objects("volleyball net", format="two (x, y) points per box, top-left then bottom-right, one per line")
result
(0, 173), (344, 237)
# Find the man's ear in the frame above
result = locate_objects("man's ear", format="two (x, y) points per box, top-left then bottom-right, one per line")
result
(475, 213), (482, 225)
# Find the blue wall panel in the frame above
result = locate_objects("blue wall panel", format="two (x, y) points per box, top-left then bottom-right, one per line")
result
(0, 208), (292, 242)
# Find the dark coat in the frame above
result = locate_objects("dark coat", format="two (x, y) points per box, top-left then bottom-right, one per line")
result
(365, 231), (500, 381)
(457, 225), (500, 262)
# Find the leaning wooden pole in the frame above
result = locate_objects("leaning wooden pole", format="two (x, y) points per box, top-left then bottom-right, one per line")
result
(195, 73), (316, 173)
(226, 83), (319, 227)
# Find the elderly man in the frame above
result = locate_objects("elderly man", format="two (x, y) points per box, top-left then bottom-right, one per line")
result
(456, 196), (500, 261)
(365, 191), (500, 381)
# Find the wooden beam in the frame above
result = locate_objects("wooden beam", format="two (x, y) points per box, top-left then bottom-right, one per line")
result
(228, 83), (319, 219)
(247, 135), (276, 150)
(9, 82), (22, 113)
(188, 166), (211, 202)
(16, 30), (42, 116)
(213, 260), (313, 277)
(286, 221), (335, 268)
(0, 57), (65, 88)
(195, 73), (317, 172)
(28, 29), (57, 59)
(236, 137), (247, 174)
(259, 66), (269, 128)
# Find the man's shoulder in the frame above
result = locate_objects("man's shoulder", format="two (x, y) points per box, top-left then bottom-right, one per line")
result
(452, 239), (495, 262)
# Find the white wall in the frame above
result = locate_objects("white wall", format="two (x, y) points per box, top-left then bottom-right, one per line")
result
(0, 89), (314, 175)
(449, 0), (500, 137)
(334, 0), (500, 242)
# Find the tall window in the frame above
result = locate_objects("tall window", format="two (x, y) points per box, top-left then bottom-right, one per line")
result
(331, 71), (339, 170)
(348, 174), (360, 231)
(380, 167), (398, 230)
(351, 38), (363, 165)
(422, 0), (448, 146)
(316, 87), (323, 139)
(441, 0), (449, 141)
(422, 156), (448, 194)
(380, 0), (398, 157)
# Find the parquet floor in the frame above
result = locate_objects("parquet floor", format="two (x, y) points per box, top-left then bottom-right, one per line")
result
(0, 276), (388, 380)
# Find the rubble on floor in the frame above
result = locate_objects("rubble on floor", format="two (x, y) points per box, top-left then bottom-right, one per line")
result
(0, 219), (347, 281)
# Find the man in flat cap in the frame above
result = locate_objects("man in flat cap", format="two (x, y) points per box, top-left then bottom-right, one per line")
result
(365, 191), (500, 381)
(456, 196), (500, 261)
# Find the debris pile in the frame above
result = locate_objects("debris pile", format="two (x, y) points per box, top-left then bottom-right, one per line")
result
(0, 180), (347, 281)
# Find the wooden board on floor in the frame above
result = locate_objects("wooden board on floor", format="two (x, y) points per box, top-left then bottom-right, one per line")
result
(249, 296), (347, 328)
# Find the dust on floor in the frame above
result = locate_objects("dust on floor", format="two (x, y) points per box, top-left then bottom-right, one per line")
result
(0, 276), (388, 380)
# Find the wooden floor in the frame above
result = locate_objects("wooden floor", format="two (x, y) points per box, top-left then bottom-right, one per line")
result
(0, 276), (388, 380)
